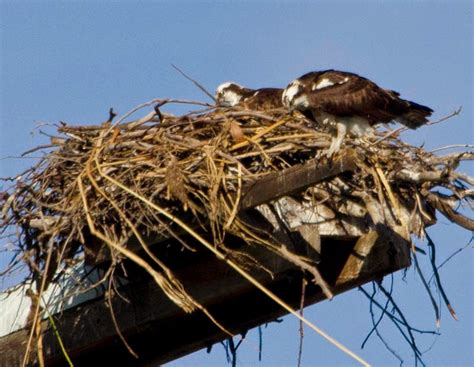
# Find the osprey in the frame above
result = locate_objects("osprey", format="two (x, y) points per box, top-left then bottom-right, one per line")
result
(215, 82), (284, 110)
(282, 70), (433, 157)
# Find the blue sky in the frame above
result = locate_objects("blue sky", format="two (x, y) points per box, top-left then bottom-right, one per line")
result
(1, 1), (472, 366)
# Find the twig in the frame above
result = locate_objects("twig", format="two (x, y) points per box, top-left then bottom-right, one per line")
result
(362, 281), (404, 365)
(425, 231), (458, 320)
(21, 145), (55, 157)
(371, 107), (462, 146)
(42, 298), (74, 367)
(107, 276), (138, 358)
(297, 278), (307, 367)
(223, 163), (242, 230)
(377, 283), (425, 366)
(360, 285), (435, 367)
(430, 235), (473, 279)
(228, 337), (237, 367)
(426, 106), (462, 126)
(223, 110), (279, 122)
(21, 235), (56, 367)
(154, 103), (164, 123)
(107, 108), (117, 123)
(229, 118), (289, 151)
(430, 144), (474, 153)
(426, 192), (474, 230)
(371, 127), (405, 146)
(412, 250), (440, 328)
(171, 63), (216, 102)
(225, 332), (247, 367)
(105, 98), (212, 134)
(361, 279), (391, 349)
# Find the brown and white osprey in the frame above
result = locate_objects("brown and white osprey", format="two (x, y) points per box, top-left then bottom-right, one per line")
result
(282, 70), (433, 156)
(215, 82), (284, 110)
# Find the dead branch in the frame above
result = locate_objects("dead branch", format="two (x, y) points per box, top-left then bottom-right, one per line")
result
(425, 192), (474, 230)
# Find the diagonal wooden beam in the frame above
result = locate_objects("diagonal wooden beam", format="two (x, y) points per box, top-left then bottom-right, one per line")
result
(239, 150), (358, 211)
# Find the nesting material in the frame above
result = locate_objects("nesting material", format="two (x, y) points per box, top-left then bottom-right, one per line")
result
(1, 100), (472, 313)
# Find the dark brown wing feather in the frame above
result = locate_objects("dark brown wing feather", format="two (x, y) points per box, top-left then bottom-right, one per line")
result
(300, 71), (432, 127)
(241, 88), (283, 110)
(303, 72), (404, 124)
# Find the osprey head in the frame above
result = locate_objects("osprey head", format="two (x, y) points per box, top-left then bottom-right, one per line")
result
(215, 82), (246, 107)
(282, 80), (310, 111)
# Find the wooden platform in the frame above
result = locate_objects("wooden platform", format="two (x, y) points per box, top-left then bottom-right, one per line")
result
(0, 151), (412, 366)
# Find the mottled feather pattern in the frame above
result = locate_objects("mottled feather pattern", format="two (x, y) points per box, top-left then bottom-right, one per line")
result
(243, 88), (284, 110)
(216, 70), (432, 130)
(284, 70), (432, 128)
(215, 83), (283, 110)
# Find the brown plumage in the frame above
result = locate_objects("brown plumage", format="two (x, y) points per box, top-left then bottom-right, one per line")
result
(282, 70), (433, 156)
(282, 70), (433, 128)
(215, 82), (283, 110)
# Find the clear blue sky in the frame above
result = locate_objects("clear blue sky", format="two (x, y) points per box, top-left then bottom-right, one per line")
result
(1, 1), (472, 366)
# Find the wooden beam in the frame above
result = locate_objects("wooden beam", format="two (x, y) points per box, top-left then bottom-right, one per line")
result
(0, 225), (410, 367)
(239, 150), (357, 211)
(0, 150), (413, 366)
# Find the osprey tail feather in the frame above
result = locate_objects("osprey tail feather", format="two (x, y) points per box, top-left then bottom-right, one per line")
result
(397, 101), (433, 129)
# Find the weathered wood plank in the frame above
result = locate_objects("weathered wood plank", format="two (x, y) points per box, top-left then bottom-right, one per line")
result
(239, 150), (357, 211)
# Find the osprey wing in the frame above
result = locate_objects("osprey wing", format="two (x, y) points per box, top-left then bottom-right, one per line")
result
(303, 71), (411, 124)
(241, 88), (284, 110)
(302, 70), (433, 129)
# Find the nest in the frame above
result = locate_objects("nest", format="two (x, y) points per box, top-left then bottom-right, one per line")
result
(1, 99), (473, 332)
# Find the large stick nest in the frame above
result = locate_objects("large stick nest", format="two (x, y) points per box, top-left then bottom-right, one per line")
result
(1, 100), (473, 311)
